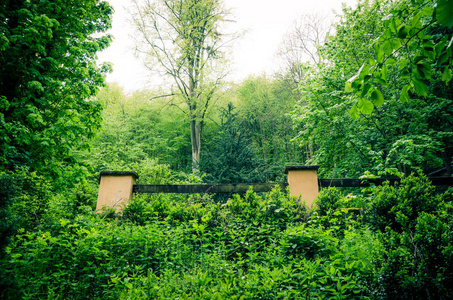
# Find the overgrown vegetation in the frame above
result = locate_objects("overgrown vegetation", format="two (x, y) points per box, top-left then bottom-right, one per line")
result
(1, 0), (453, 298)
(1, 173), (451, 299)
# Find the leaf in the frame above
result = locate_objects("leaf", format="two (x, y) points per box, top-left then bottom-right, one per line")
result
(435, 41), (446, 56)
(421, 6), (434, 16)
(383, 40), (394, 55)
(397, 25), (410, 39)
(381, 65), (388, 81)
(436, 0), (453, 28)
(361, 83), (372, 96)
(390, 38), (402, 50)
(371, 88), (385, 106)
(345, 81), (353, 93)
(400, 85), (410, 102)
(417, 63), (432, 79)
(350, 103), (360, 119)
(412, 79), (428, 97)
(442, 66), (453, 82)
(411, 11), (423, 27)
(389, 18), (398, 33)
(358, 63), (370, 80)
(375, 44), (385, 63)
(358, 98), (374, 115)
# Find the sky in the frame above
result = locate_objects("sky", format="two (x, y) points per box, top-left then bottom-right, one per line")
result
(97, 0), (357, 92)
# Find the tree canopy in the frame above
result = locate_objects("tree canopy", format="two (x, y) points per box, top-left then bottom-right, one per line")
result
(130, 0), (235, 172)
(0, 0), (113, 182)
(291, 0), (453, 177)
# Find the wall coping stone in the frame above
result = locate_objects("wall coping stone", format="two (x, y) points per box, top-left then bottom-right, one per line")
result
(99, 171), (139, 179)
(284, 165), (320, 174)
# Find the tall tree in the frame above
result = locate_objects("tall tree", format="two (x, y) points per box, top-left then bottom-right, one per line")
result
(130, 0), (234, 172)
(278, 13), (332, 83)
(0, 0), (113, 180)
(291, 0), (453, 177)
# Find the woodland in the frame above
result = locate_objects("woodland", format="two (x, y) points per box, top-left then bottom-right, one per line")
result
(1, 0), (453, 299)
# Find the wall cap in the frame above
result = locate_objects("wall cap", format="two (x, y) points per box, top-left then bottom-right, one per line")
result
(284, 165), (320, 174)
(99, 171), (139, 179)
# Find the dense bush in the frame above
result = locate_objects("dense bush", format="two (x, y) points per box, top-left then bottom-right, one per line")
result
(368, 174), (453, 299)
(1, 185), (379, 299)
(2, 171), (452, 299)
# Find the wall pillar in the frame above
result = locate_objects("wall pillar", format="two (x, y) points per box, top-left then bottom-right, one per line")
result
(285, 165), (320, 207)
(96, 171), (139, 211)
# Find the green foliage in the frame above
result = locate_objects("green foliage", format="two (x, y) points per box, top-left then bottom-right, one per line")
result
(199, 104), (267, 183)
(280, 224), (338, 259)
(235, 75), (305, 178)
(0, 172), (17, 255)
(315, 187), (343, 216)
(291, 0), (453, 177)
(346, 0), (453, 115)
(0, 0), (113, 181)
(369, 173), (445, 232)
(367, 174), (453, 299)
(78, 84), (192, 173)
(0, 170), (53, 294)
(1, 185), (382, 299)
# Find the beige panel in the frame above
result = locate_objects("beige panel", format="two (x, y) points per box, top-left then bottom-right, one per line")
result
(96, 175), (136, 211)
(287, 169), (319, 207)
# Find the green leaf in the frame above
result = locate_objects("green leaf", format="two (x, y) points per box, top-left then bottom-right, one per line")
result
(383, 40), (394, 55)
(358, 98), (374, 114)
(375, 44), (385, 63)
(381, 65), (388, 81)
(358, 63), (370, 80)
(436, 0), (453, 27)
(442, 66), (453, 82)
(411, 11), (423, 27)
(371, 88), (385, 106)
(389, 18), (398, 33)
(417, 63), (432, 79)
(390, 38), (402, 50)
(345, 81), (353, 93)
(350, 103), (360, 119)
(421, 6), (434, 16)
(400, 85), (410, 102)
(412, 79), (428, 97)
(435, 41), (446, 56)
(361, 83), (372, 96)
(397, 25), (410, 39)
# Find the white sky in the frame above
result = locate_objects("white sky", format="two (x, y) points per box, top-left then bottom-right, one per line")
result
(97, 0), (357, 92)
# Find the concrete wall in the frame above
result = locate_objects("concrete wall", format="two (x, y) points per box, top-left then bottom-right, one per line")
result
(285, 165), (319, 208)
(96, 171), (138, 211)
(96, 166), (320, 210)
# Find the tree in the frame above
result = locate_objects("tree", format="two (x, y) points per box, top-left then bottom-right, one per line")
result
(346, 0), (453, 116)
(130, 0), (235, 172)
(0, 0), (113, 182)
(291, 0), (453, 176)
(78, 83), (192, 173)
(278, 13), (332, 83)
(235, 75), (305, 176)
(199, 103), (266, 183)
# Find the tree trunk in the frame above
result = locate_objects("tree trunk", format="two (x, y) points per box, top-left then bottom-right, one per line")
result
(190, 117), (202, 173)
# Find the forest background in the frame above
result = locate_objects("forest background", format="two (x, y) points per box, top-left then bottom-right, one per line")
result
(1, 0), (453, 299)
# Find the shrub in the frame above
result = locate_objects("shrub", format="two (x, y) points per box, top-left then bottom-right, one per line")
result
(368, 173), (444, 233)
(280, 224), (338, 259)
(369, 174), (453, 299)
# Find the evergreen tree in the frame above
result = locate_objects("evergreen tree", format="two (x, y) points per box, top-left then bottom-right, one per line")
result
(199, 104), (267, 183)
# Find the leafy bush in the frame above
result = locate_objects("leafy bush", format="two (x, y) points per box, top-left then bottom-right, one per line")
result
(316, 187), (342, 216)
(369, 173), (445, 233)
(280, 224), (338, 259)
(369, 174), (453, 299)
